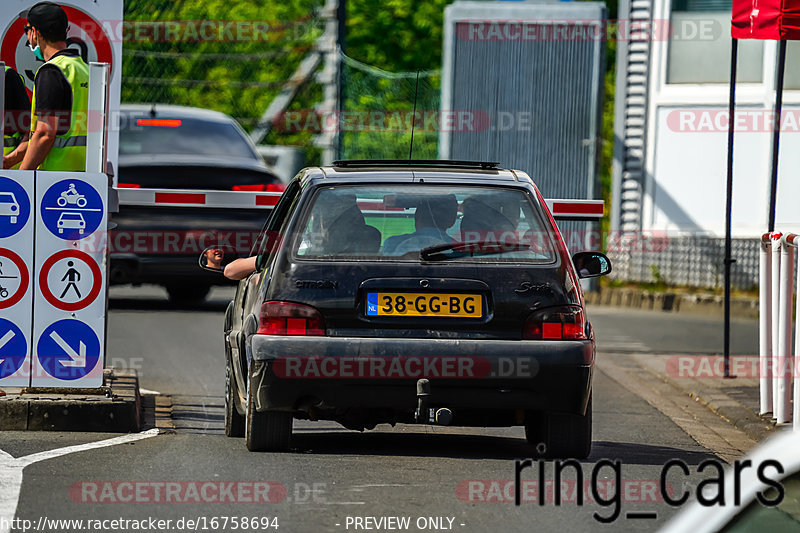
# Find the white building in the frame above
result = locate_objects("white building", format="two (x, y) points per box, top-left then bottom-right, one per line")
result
(611, 0), (800, 287)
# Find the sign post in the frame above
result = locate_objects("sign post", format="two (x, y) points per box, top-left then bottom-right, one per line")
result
(31, 173), (107, 387)
(0, 171), (35, 387)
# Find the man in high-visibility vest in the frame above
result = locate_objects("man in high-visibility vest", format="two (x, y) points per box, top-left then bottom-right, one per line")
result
(16, 2), (89, 172)
(2, 65), (31, 170)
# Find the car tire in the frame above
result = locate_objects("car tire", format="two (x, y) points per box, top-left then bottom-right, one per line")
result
(245, 378), (291, 452)
(526, 394), (592, 459)
(224, 358), (245, 437)
(165, 284), (210, 304)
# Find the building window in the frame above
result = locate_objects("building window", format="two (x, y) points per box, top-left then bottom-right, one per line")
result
(667, 0), (763, 84)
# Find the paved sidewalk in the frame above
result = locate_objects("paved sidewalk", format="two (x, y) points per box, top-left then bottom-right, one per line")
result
(599, 350), (779, 443)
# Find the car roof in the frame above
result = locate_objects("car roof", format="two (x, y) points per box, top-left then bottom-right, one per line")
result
(300, 162), (533, 187)
(120, 104), (235, 124)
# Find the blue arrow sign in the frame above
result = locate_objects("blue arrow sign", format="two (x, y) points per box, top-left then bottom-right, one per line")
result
(40, 179), (103, 240)
(0, 176), (31, 239)
(37, 319), (100, 380)
(0, 318), (27, 379)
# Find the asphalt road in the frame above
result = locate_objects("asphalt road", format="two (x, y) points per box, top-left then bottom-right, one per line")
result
(0, 287), (760, 533)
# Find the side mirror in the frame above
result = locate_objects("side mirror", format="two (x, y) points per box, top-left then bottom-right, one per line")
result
(572, 251), (612, 278)
(199, 245), (239, 273)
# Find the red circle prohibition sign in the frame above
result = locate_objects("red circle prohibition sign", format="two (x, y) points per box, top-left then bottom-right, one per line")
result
(39, 249), (102, 311)
(1, 6), (114, 93)
(0, 248), (30, 309)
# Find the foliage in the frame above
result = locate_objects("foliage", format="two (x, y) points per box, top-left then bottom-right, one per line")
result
(122, 0), (325, 162)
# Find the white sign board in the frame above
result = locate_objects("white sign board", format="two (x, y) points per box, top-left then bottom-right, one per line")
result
(31, 171), (107, 387)
(0, 171), (34, 387)
(0, 0), (122, 176)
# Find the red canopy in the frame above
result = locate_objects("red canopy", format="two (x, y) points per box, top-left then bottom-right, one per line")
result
(732, 0), (800, 39)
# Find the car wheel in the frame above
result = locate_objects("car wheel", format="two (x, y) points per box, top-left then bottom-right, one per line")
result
(224, 358), (245, 437)
(245, 375), (291, 452)
(165, 284), (210, 304)
(526, 394), (592, 459)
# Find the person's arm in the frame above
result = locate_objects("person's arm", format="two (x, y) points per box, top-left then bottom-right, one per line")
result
(19, 116), (58, 170)
(224, 256), (258, 281)
(3, 133), (29, 169)
(3, 69), (31, 169)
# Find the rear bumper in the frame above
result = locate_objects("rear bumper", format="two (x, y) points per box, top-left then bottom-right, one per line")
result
(248, 336), (593, 417)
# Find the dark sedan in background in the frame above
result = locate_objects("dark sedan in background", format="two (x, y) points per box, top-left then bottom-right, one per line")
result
(110, 104), (282, 303)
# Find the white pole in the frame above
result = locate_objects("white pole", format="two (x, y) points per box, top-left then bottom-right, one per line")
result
(0, 61), (5, 144)
(778, 235), (794, 423)
(86, 62), (110, 175)
(772, 233), (782, 416)
(793, 235), (800, 430)
(760, 234), (773, 415)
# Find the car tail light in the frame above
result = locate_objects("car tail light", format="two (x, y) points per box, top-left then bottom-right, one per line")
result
(117, 183), (140, 188)
(257, 301), (325, 336)
(523, 306), (587, 340)
(232, 184), (286, 192)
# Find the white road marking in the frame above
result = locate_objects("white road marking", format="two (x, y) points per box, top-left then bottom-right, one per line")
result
(139, 388), (161, 396)
(49, 331), (86, 368)
(0, 429), (160, 533)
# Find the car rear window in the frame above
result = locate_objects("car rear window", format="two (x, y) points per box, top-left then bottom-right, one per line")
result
(119, 115), (259, 160)
(294, 185), (557, 263)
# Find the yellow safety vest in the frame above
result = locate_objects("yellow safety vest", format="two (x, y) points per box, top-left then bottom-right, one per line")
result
(3, 66), (25, 170)
(30, 54), (89, 172)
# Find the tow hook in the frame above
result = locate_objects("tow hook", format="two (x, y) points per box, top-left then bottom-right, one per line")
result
(415, 379), (430, 423)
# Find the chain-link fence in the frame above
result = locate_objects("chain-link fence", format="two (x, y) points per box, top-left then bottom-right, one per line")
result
(339, 53), (441, 160)
(121, 2), (326, 142)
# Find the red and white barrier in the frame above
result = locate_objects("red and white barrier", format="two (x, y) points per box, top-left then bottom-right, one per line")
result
(545, 199), (604, 221)
(116, 188), (605, 222)
(116, 188), (282, 209)
(760, 232), (800, 429)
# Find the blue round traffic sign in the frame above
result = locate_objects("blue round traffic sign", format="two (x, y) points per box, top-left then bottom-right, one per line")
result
(40, 179), (103, 240)
(37, 319), (100, 380)
(0, 318), (27, 379)
(0, 175), (31, 238)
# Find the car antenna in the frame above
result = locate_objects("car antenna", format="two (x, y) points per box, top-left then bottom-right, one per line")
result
(149, 103), (157, 117)
(408, 70), (420, 160)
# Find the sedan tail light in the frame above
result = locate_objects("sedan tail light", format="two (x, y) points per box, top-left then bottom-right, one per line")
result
(257, 301), (325, 336)
(523, 306), (587, 340)
(117, 183), (141, 188)
(232, 184), (286, 192)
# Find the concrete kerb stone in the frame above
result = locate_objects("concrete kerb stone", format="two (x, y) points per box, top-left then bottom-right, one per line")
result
(629, 352), (776, 442)
(0, 368), (141, 432)
(588, 287), (758, 319)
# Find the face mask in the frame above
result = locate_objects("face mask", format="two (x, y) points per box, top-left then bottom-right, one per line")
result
(28, 30), (44, 61)
(29, 43), (44, 61)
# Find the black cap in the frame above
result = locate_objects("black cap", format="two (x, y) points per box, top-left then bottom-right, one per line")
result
(23, 2), (68, 40)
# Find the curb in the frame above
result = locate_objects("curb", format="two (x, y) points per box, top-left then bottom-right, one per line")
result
(624, 352), (777, 442)
(679, 387), (776, 443)
(0, 368), (141, 432)
(585, 287), (758, 319)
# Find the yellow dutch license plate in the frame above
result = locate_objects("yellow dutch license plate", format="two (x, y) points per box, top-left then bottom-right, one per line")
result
(366, 292), (482, 318)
